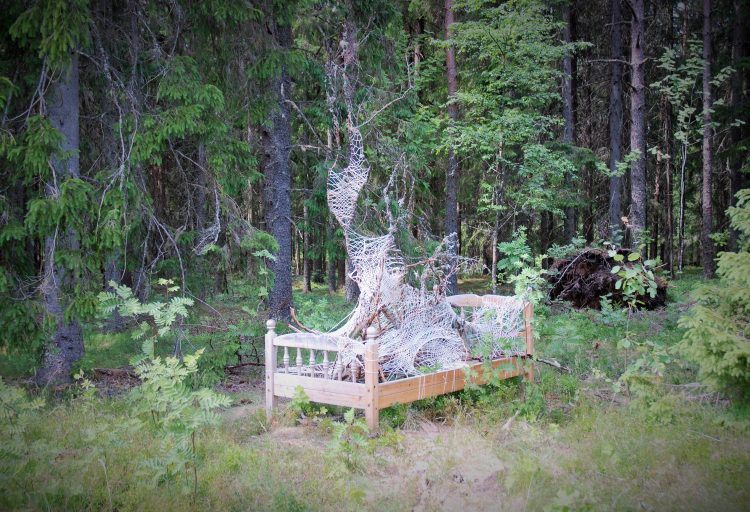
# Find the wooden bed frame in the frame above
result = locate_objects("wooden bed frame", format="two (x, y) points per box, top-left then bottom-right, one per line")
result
(265, 295), (534, 430)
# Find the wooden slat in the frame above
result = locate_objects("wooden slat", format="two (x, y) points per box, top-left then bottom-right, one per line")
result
(273, 373), (367, 408)
(273, 333), (366, 355)
(364, 327), (379, 430)
(377, 358), (524, 408)
(446, 294), (482, 307)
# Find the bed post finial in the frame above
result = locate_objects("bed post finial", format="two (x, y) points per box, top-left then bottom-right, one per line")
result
(364, 326), (379, 431)
(265, 318), (278, 417)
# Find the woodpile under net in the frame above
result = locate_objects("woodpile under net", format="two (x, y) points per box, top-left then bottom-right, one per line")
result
(299, 120), (527, 380)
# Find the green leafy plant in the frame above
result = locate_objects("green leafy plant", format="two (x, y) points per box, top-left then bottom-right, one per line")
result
(325, 408), (370, 476)
(0, 378), (48, 484)
(607, 249), (659, 311)
(597, 294), (627, 327)
(509, 254), (549, 304)
(98, 280), (231, 499)
(617, 340), (672, 398)
(288, 385), (328, 421)
(496, 227), (533, 282)
(516, 382), (546, 422)
(547, 236), (587, 261)
(130, 350), (231, 498)
(98, 279), (194, 360)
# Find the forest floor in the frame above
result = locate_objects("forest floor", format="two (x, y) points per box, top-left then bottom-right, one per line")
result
(2, 271), (749, 511)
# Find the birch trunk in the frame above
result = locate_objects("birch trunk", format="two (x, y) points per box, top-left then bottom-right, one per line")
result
(701, 0), (715, 278)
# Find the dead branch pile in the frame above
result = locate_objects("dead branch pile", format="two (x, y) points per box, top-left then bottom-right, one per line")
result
(547, 248), (667, 310)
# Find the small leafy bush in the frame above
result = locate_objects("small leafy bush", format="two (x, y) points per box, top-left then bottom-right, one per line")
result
(131, 350), (231, 494)
(98, 278), (194, 360)
(516, 382), (546, 422)
(99, 281), (231, 497)
(607, 249), (659, 310)
(325, 408), (370, 476)
(0, 378), (47, 483)
(496, 226), (532, 282)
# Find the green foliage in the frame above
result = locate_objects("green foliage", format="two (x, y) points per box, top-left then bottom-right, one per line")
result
(0, 112), (107, 360)
(617, 339), (673, 397)
(130, 349), (231, 494)
(678, 190), (750, 400)
(98, 279), (194, 360)
(442, 0), (584, 222)
(0, 378), (47, 480)
(653, 40), (734, 148)
(9, 0), (90, 67)
(240, 231), (280, 301)
(607, 249), (659, 310)
(509, 255), (549, 304)
(325, 408), (371, 476)
(516, 382), (546, 422)
(547, 236), (587, 261)
(496, 226), (532, 281)
(288, 385), (328, 420)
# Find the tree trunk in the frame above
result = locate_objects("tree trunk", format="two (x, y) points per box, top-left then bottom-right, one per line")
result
(728, 0), (749, 252)
(661, 95), (675, 276)
(326, 217), (337, 293)
(262, 21), (294, 320)
(444, 0), (459, 295)
(608, 0), (624, 239)
(303, 201), (311, 293)
(345, 257), (359, 302)
(628, 0), (647, 246)
(37, 52), (85, 385)
(678, 143), (687, 272)
(491, 188), (499, 294)
(562, 1), (577, 243)
(701, 0), (715, 278)
(337, 257), (345, 288)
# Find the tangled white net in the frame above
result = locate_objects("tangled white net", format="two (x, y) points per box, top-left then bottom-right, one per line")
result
(318, 121), (527, 379)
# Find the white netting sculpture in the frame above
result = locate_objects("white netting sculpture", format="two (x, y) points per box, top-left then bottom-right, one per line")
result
(315, 120), (526, 379)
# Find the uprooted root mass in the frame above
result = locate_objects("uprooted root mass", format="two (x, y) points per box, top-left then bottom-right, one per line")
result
(547, 248), (667, 310)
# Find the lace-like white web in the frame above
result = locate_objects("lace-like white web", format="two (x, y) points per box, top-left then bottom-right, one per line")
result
(321, 123), (526, 379)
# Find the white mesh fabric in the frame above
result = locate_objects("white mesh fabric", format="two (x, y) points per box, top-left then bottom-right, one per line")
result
(320, 122), (527, 379)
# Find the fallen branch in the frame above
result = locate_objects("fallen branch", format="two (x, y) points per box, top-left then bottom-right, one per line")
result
(92, 367), (138, 378)
(501, 410), (520, 431)
(225, 362), (264, 372)
(290, 308), (321, 334)
(535, 357), (572, 373)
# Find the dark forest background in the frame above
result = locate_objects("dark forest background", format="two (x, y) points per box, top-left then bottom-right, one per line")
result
(0, 0), (747, 384)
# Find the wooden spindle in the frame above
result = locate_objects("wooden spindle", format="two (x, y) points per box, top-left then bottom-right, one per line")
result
(296, 347), (302, 374)
(265, 319), (277, 416)
(323, 351), (330, 378)
(364, 326), (380, 431)
(283, 346), (290, 373)
(335, 357), (343, 380)
(523, 302), (534, 383)
(309, 349), (316, 377)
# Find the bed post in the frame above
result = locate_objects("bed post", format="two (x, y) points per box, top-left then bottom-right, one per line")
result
(523, 302), (534, 383)
(265, 319), (277, 417)
(364, 326), (379, 431)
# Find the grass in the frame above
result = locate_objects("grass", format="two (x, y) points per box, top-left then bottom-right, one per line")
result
(1, 269), (749, 510)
